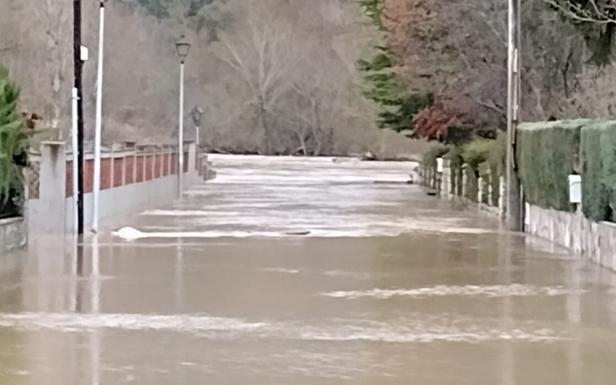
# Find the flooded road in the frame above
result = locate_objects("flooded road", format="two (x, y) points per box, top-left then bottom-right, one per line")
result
(2, 155), (616, 384)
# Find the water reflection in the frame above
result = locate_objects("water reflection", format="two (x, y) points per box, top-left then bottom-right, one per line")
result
(498, 235), (514, 385)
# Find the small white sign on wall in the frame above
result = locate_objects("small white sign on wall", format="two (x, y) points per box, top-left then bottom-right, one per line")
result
(436, 157), (444, 173)
(569, 175), (582, 204)
(80, 45), (89, 62)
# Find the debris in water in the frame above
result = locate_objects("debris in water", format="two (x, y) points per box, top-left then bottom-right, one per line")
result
(113, 227), (147, 241)
(285, 231), (311, 236)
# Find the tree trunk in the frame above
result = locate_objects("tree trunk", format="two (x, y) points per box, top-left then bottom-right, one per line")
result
(295, 129), (308, 156)
(310, 100), (323, 156)
(258, 95), (272, 154)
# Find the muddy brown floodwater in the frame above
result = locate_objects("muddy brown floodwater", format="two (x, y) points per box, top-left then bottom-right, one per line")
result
(2, 155), (616, 385)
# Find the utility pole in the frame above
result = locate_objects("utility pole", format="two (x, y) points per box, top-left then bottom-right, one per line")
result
(506, 0), (522, 231)
(73, 0), (85, 235)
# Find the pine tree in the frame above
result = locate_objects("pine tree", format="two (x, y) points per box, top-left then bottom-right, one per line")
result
(357, 44), (431, 133)
(357, 0), (384, 29)
(0, 66), (28, 217)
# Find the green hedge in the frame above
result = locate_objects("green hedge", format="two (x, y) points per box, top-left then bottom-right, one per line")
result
(581, 122), (616, 221)
(465, 165), (478, 202)
(517, 120), (589, 212)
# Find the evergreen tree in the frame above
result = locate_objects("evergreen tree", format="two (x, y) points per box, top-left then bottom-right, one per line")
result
(356, 4), (431, 133)
(0, 66), (28, 216)
(357, 0), (383, 29)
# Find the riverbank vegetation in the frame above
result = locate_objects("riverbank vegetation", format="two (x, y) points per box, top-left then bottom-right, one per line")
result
(0, 0), (427, 159)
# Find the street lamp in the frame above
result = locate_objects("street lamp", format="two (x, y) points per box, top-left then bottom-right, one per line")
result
(176, 35), (191, 198)
(92, 0), (107, 232)
(191, 106), (204, 148)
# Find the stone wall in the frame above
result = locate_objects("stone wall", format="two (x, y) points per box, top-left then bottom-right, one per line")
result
(525, 204), (616, 271)
(0, 217), (27, 253)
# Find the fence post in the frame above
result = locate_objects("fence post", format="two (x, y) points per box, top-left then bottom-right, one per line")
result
(478, 175), (484, 204)
(442, 158), (451, 199)
(499, 176), (506, 218)
(487, 167), (494, 206)
(462, 164), (468, 199)
(36, 141), (67, 234)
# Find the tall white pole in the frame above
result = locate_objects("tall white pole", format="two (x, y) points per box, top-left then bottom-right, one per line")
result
(178, 61), (185, 198)
(71, 87), (79, 234)
(92, 1), (105, 233)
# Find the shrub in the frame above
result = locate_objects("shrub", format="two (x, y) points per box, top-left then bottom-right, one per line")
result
(422, 142), (449, 169)
(0, 66), (28, 218)
(461, 138), (493, 171)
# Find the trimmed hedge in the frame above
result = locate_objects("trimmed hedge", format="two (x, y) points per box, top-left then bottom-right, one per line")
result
(581, 122), (616, 221)
(517, 120), (589, 212)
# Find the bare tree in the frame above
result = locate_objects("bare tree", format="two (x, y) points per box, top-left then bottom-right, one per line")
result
(543, 0), (616, 23)
(218, 8), (299, 153)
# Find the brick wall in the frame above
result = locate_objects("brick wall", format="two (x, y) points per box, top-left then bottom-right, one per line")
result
(56, 148), (189, 199)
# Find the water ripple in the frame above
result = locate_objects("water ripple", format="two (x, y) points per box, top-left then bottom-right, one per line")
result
(323, 285), (583, 299)
(0, 313), (566, 343)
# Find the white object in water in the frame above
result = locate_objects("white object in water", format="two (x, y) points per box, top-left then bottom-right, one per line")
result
(113, 227), (147, 241)
(112, 227), (311, 241)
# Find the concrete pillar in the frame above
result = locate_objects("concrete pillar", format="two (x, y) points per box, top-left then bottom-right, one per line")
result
(124, 141), (136, 185)
(499, 176), (506, 218)
(462, 164), (468, 199)
(442, 159), (451, 199)
(487, 168), (494, 206)
(35, 141), (66, 234)
(478, 176), (484, 204)
(199, 154), (208, 179)
(165, 145), (172, 177)
(109, 144), (116, 188)
(186, 142), (197, 186)
(429, 167), (436, 188)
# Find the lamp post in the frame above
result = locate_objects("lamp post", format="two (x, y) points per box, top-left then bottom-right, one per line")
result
(191, 106), (203, 148)
(92, 0), (106, 233)
(176, 35), (191, 198)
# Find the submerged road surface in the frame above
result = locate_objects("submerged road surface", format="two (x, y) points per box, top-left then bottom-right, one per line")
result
(2, 155), (616, 384)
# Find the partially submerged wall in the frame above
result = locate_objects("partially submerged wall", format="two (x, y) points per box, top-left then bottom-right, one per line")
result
(26, 141), (204, 236)
(420, 159), (505, 218)
(0, 217), (27, 253)
(525, 204), (616, 271)
(421, 119), (616, 272)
